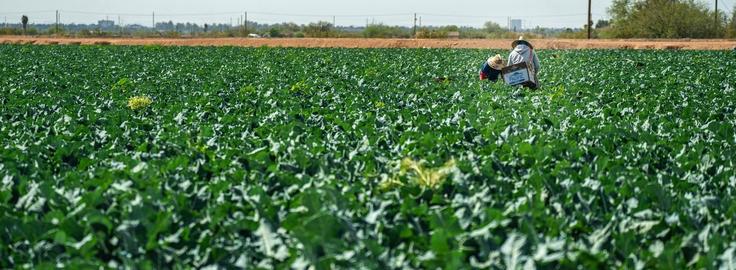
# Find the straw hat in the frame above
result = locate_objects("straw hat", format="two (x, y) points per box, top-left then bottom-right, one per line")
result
(511, 36), (534, 49)
(487, 54), (506, 70)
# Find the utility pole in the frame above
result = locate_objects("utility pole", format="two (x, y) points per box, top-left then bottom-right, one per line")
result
(587, 0), (592, 39)
(118, 15), (122, 36)
(244, 11), (248, 36)
(715, 0), (719, 31)
(413, 13), (417, 38)
(152, 11), (155, 30)
(333, 15), (336, 27)
(55, 10), (58, 34)
(419, 16), (422, 28)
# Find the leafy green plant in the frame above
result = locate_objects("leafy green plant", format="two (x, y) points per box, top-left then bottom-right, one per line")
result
(112, 78), (133, 92)
(0, 44), (734, 269)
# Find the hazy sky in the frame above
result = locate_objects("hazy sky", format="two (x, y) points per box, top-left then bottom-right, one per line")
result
(0, 0), (729, 28)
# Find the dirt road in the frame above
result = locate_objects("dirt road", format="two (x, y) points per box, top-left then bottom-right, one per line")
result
(2, 36), (735, 50)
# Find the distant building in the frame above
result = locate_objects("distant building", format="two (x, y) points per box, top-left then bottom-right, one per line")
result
(446, 31), (460, 39)
(98, 20), (115, 28)
(127, 24), (146, 31)
(510, 19), (522, 32)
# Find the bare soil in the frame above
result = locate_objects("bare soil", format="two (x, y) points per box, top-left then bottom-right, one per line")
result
(1, 36), (735, 50)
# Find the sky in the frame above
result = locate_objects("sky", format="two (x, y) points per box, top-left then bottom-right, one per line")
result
(0, 0), (730, 28)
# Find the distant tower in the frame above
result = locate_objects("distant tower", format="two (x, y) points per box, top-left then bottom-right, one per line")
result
(510, 19), (522, 32)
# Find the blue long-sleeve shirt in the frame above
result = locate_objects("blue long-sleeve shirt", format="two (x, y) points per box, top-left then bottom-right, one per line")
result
(479, 61), (502, 82)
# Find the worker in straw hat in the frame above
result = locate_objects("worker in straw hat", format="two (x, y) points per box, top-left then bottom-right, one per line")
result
(479, 54), (506, 82)
(508, 36), (541, 88)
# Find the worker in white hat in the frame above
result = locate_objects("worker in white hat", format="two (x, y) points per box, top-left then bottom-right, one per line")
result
(507, 36), (541, 89)
(508, 36), (541, 87)
(479, 54), (506, 82)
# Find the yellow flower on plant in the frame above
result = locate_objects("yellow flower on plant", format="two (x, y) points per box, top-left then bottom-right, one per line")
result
(378, 175), (404, 190)
(400, 157), (457, 189)
(379, 157), (457, 190)
(127, 96), (152, 110)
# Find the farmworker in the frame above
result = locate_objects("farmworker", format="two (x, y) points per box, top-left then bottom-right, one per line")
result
(508, 36), (540, 72)
(479, 54), (505, 82)
(508, 37), (541, 88)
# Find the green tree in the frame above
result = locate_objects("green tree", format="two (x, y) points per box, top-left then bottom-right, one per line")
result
(440, 25), (459, 32)
(363, 23), (410, 38)
(480, 21), (511, 38)
(728, 6), (736, 38)
(607, 0), (723, 38)
(269, 27), (282, 38)
(304, 21), (333, 38)
(21, 15), (28, 35)
(484, 21), (504, 33)
(595, 20), (610, 29)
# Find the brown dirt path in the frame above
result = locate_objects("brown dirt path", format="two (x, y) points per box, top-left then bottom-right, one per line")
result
(2, 36), (735, 50)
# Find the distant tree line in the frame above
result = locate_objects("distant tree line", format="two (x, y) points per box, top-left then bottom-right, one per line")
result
(0, 16), (572, 39)
(5, 3), (734, 39)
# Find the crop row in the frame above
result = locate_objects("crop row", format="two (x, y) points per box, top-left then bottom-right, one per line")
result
(1, 45), (735, 268)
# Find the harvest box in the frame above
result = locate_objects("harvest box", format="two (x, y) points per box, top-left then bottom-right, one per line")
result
(502, 62), (537, 89)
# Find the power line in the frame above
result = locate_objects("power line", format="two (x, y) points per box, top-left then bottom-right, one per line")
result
(0, 10), (55, 15)
(249, 11), (411, 18)
(55, 9), (412, 18)
(3, 9), (607, 21)
(60, 10), (240, 18)
(417, 12), (602, 19)
(61, 10), (151, 17)
(158, 11), (243, 17)
(418, 13), (507, 19)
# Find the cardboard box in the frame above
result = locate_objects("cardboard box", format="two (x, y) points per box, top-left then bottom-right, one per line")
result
(502, 62), (537, 89)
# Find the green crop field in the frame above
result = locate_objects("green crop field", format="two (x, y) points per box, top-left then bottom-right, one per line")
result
(1, 45), (735, 269)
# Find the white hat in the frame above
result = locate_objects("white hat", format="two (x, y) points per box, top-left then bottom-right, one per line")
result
(512, 36), (534, 49)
